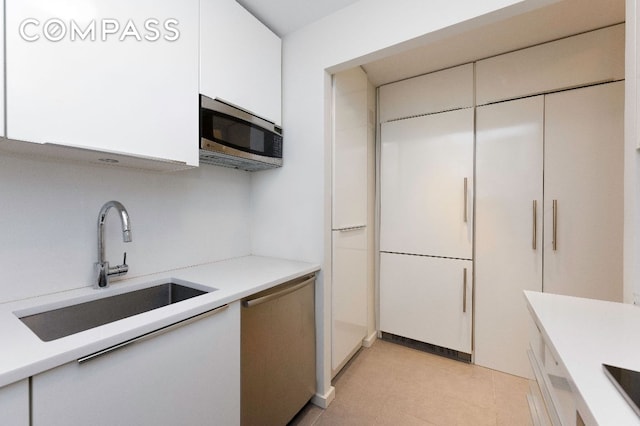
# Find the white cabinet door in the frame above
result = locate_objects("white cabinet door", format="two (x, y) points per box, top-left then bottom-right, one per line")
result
(332, 67), (369, 230)
(380, 253), (472, 354)
(0, 379), (29, 426)
(476, 24), (624, 105)
(32, 303), (240, 426)
(475, 96), (544, 378)
(544, 82), (624, 302)
(380, 108), (473, 259)
(200, 0), (281, 125)
(6, 0), (199, 166)
(332, 228), (367, 374)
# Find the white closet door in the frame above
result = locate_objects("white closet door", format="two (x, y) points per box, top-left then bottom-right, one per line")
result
(380, 253), (472, 353)
(332, 228), (368, 374)
(544, 81), (624, 302)
(380, 108), (474, 259)
(475, 96), (544, 378)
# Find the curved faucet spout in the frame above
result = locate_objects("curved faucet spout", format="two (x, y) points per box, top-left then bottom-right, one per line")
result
(96, 201), (132, 288)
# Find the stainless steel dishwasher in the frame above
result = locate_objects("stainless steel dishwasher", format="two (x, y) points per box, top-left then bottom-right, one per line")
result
(241, 273), (316, 426)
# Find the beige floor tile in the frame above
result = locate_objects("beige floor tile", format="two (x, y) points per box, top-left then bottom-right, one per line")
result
(492, 370), (533, 426)
(296, 339), (531, 426)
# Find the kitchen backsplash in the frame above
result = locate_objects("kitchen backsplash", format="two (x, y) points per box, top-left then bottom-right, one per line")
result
(0, 154), (251, 304)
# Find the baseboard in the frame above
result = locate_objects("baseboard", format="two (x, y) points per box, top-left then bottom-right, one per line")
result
(362, 331), (377, 348)
(311, 386), (336, 409)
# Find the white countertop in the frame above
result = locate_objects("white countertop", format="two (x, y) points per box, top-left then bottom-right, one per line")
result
(525, 291), (640, 425)
(0, 255), (320, 388)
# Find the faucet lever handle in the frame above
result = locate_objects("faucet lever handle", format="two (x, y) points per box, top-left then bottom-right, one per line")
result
(122, 252), (127, 266)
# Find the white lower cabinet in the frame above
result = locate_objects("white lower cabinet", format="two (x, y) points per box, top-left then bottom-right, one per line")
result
(380, 253), (472, 354)
(332, 228), (368, 374)
(528, 316), (578, 426)
(32, 302), (240, 426)
(0, 379), (29, 426)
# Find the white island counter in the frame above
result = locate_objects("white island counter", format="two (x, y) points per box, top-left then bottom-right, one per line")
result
(525, 291), (640, 425)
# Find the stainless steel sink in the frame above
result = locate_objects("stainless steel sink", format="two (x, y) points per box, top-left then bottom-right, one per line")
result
(19, 282), (212, 342)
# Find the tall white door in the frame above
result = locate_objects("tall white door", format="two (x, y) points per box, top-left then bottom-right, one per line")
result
(544, 81), (624, 302)
(475, 96), (544, 378)
(380, 253), (472, 353)
(380, 108), (474, 259)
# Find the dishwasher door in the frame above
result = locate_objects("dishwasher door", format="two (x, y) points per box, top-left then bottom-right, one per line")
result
(241, 274), (316, 426)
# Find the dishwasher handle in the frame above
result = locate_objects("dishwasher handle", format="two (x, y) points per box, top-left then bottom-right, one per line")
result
(242, 275), (316, 308)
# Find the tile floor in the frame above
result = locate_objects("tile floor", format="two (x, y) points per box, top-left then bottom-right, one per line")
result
(290, 339), (533, 426)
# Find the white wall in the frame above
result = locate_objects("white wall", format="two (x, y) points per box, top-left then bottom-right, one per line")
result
(250, 0), (556, 406)
(0, 154), (251, 304)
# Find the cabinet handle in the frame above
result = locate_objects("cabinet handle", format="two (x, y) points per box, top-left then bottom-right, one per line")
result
(462, 268), (467, 313)
(77, 304), (229, 364)
(532, 200), (537, 250)
(335, 225), (366, 232)
(552, 200), (558, 251)
(242, 275), (315, 308)
(463, 177), (468, 223)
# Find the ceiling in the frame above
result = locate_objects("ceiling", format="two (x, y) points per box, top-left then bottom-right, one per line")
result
(236, 0), (359, 36)
(237, 0), (625, 87)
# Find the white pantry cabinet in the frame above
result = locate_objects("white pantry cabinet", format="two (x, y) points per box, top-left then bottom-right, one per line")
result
(32, 303), (240, 426)
(5, 0), (200, 168)
(200, 0), (281, 125)
(475, 95), (544, 378)
(380, 108), (474, 259)
(380, 253), (472, 354)
(544, 81), (624, 302)
(475, 82), (623, 378)
(331, 68), (373, 375)
(332, 67), (369, 230)
(0, 379), (29, 426)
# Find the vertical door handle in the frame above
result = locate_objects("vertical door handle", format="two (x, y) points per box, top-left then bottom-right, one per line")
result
(462, 268), (467, 313)
(532, 200), (537, 250)
(463, 178), (468, 223)
(552, 199), (558, 251)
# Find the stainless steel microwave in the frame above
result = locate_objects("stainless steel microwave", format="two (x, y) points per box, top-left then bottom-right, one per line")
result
(199, 95), (283, 171)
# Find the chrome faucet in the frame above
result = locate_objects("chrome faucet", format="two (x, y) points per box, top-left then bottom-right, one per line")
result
(95, 201), (132, 288)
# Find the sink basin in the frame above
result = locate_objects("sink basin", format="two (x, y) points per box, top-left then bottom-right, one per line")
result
(19, 282), (211, 342)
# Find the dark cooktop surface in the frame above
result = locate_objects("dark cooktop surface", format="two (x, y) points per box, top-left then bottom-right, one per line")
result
(603, 364), (640, 417)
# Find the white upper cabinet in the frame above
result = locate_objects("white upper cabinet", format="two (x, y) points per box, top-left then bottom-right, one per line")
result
(5, 0), (200, 168)
(476, 24), (624, 105)
(200, 0), (282, 125)
(379, 64), (473, 122)
(380, 108), (474, 259)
